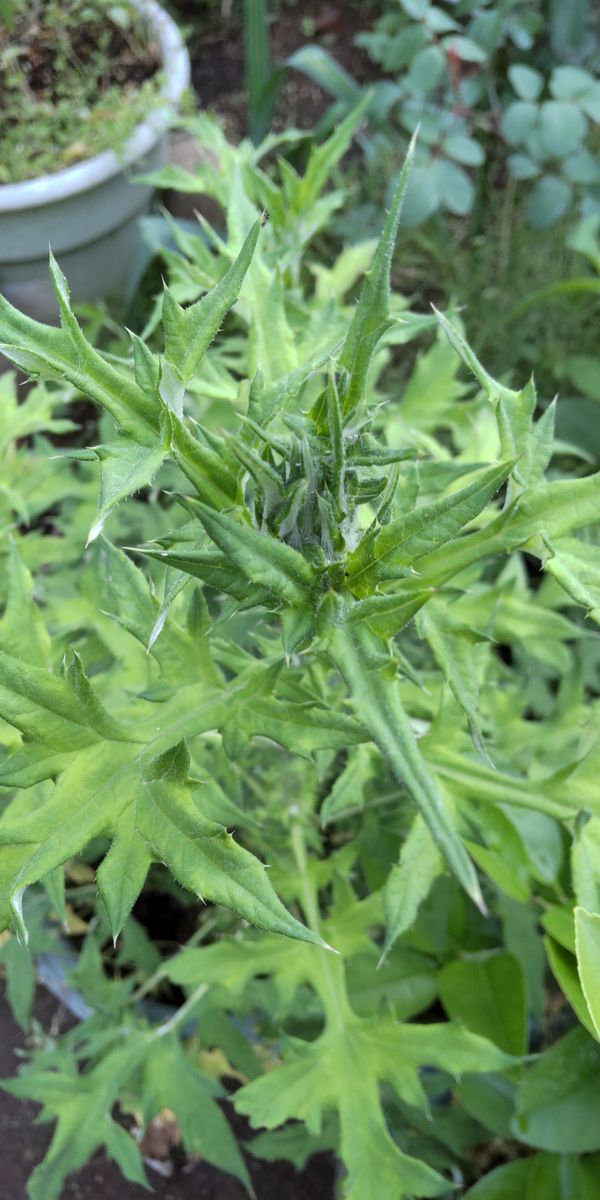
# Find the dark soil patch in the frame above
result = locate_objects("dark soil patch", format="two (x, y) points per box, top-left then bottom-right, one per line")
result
(0, 1), (161, 182)
(174, 0), (375, 141)
(0, 985), (335, 1200)
(1, 3), (158, 103)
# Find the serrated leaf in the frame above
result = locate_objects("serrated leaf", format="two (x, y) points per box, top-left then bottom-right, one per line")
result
(543, 536), (600, 624)
(0, 258), (158, 445)
(321, 745), (375, 826)
(0, 541), (51, 667)
(1, 1035), (150, 1200)
(86, 440), (168, 544)
(417, 599), (484, 747)
(339, 134), (416, 417)
(195, 503), (317, 606)
(326, 616), (483, 910)
(0, 648), (131, 751)
(381, 815), (442, 963)
(138, 543), (273, 607)
(347, 461), (514, 594)
(142, 1036), (251, 1189)
(163, 220), (260, 382)
(236, 1016), (511, 1200)
(0, 653), (324, 947)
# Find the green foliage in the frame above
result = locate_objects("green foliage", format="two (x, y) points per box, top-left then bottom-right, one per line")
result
(2, 142), (600, 1199)
(289, 0), (600, 227)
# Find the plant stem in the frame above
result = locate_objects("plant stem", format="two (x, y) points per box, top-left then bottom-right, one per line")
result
(131, 916), (218, 1004)
(155, 983), (208, 1039)
(290, 816), (353, 1031)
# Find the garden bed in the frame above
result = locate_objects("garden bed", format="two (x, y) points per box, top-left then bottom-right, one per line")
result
(0, 986), (336, 1199)
(175, 0), (375, 138)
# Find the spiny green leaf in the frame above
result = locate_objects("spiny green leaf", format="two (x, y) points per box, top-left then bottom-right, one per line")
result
(163, 220), (261, 382)
(0, 648), (132, 751)
(417, 598), (484, 749)
(320, 745), (375, 826)
(195, 503), (317, 606)
(381, 815), (442, 964)
(326, 613), (484, 910)
(543, 536), (600, 624)
(142, 1036), (251, 1189)
(86, 440), (168, 545)
(236, 1016), (511, 1200)
(347, 460), (514, 595)
(297, 94), (371, 211)
(0, 541), (51, 667)
(137, 543), (273, 607)
(340, 133), (416, 417)
(170, 413), (241, 508)
(0, 256), (158, 444)
(1, 1035), (150, 1200)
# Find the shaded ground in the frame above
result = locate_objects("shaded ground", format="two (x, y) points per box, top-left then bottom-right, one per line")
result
(173, 0), (375, 140)
(0, 986), (335, 1200)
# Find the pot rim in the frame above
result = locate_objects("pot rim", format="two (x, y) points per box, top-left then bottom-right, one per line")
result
(0, 0), (190, 214)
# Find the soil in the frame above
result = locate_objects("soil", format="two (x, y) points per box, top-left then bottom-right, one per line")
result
(0, 985), (336, 1200)
(0, 4), (159, 103)
(172, 0), (376, 141)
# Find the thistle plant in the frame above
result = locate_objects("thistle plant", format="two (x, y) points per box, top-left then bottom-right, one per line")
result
(2, 144), (600, 1197)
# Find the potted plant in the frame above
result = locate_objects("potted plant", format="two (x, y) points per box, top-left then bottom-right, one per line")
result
(0, 0), (190, 319)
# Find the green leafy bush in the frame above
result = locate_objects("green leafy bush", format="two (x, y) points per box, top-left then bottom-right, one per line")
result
(290, 0), (600, 228)
(2, 145), (600, 1198)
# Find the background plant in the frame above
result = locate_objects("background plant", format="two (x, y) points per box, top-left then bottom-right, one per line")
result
(285, 0), (600, 229)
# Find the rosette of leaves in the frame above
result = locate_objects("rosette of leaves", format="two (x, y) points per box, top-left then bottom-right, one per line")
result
(2, 143), (600, 1196)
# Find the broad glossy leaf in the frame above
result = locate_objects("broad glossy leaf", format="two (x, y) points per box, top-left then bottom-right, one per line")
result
(514, 1028), (600, 1152)
(439, 952), (527, 1055)
(544, 935), (597, 1037)
(575, 908), (600, 1041)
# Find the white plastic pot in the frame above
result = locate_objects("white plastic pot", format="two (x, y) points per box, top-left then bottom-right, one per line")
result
(0, 0), (190, 320)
